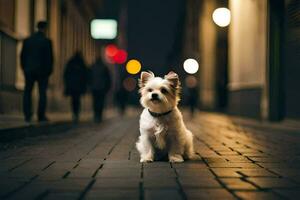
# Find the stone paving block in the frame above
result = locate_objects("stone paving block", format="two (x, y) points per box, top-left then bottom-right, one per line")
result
(44, 192), (81, 200)
(208, 162), (259, 168)
(218, 151), (240, 156)
(38, 169), (69, 180)
(196, 150), (219, 157)
(256, 163), (293, 169)
(234, 191), (282, 200)
(144, 168), (176, 178)
(172, 162), (208, 169)
(0, 179), (26, 197)
(143, 162), (171, 169)
(12, 158), (54, 171)
(85, 189), (139, 200)
(30, 178), (91, 191)
(242, 153), (268, 157)
(0, 158), (31, 172)
(144, 177), (178, 189)
(93, 178), (140, 189)
(7, 184), (48, 200)
(219, 178), (257, 190)
(271, 168), (300, 177)
(289, 175), (300, 183)
(179, 177), (221, 188)
(209, 146), (231, 151)
(144, 189), (182, 200)
(96, 168), (140, 178)
(102, 162), (141, 169)
(184, 188), (236, 200)
(246, 177), (300, 189)
(67, 167), (98, 178)
(248, 157), (281, 163)
(107, 153), (131, 161)
(211, 168), (242, 177)
(274, 189), (300, 199)
(2, 169), (38, 179)
(203, 157), (228, 163)
(77, 159), (103, 168)
(175, 168), (215, 178)
(129, 152), (141, 162)
(238, 169), (279, 177)
(225, 155), (252, 163)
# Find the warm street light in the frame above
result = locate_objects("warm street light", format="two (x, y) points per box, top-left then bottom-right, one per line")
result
(212, 8), (231, 27)
(183, 58), (199, 74)
(126, 59), (142, 74)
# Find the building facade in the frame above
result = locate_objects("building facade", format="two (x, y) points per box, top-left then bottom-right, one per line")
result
(0, 0), (100, 114)
(185, 0), (300, 120)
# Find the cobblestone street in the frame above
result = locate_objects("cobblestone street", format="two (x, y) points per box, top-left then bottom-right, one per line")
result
(1, 112), (300, 200)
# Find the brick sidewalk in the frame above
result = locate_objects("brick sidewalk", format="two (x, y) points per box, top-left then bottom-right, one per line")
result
(0, 112), (300, 199)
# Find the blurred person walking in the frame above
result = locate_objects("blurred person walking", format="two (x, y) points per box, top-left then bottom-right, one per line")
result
(21, 21), (53, 122)
(63, 52), (88, 123)
(185, 76), (199, 117)
(115, 86), (128, 116)
(90, 57), (112, 122)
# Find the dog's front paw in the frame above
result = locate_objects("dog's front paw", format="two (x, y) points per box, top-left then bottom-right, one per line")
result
(169, 154), (184, 163)
(140, 158), (154, 163)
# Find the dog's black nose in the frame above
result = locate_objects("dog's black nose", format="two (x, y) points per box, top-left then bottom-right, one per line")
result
(151, 93), (159, 99)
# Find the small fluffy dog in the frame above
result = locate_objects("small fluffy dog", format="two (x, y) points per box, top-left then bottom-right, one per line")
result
(136, 71), (196, 162)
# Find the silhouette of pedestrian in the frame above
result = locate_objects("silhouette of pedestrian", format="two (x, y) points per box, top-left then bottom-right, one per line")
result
(115, 86), (128, 116)
(90, 57), (112, 122)
(21, 21), (53, 122)
(63, 52), (88, 123)
(185, 76), (199, 117)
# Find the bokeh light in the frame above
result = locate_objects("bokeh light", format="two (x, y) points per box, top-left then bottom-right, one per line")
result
(123, 77), (137, 92)
(212, 8), (231, 27)
(113, 49), (128, 64)
(105, 44), (118, 64)
(126, 59), (142, 74)
(183, 58), (199, 74)
(90, 19), (118, 39)
(105, 44), (118, 58)
(185, 75), (198, 88)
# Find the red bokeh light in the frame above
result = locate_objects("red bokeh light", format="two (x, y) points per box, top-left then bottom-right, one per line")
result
(104, 44), (127, 64)
(113, 49), (128, 64)
(105, 44), (118, 58)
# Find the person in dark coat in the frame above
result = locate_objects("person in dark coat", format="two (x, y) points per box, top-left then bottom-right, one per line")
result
(90, 57), (112, 122)
(185, 76), (199, 117)
(21, 21), (53, 122)
(115, 85), (128, 116)
(63, 52), (88, 123)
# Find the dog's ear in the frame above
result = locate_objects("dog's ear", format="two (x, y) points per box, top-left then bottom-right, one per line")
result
(165, 71), (180, 88)
(139, 71), (154, 88)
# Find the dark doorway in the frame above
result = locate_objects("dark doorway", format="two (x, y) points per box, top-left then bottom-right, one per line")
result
(216, 27), (228, 110)
(269, 0), (300, 120)
(268, 0), (285, 121)
(283, 0), (300, 119)
(215, 0), (229, 110)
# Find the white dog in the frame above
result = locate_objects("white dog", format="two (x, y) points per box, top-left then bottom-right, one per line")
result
(136, 71), (196, 163)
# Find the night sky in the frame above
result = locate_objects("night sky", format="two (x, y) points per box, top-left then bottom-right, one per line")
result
(127, 0), (186, 76)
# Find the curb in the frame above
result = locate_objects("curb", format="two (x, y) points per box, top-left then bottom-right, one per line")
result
(0, 121), (75, 143)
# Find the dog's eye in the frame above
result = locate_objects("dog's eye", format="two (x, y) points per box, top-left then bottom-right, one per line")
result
(161, 88), (167, 94)
(148, 88), (153, 92)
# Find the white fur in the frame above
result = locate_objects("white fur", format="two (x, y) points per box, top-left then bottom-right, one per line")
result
(136, 71), (196, 163)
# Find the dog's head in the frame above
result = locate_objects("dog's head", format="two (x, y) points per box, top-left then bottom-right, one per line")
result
(138, 71), (181, 113)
